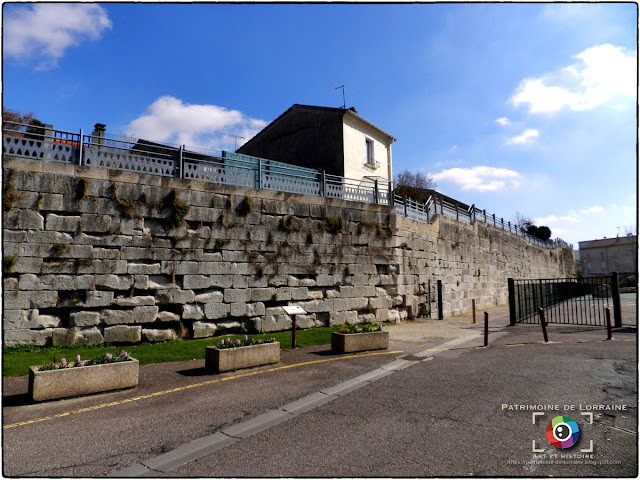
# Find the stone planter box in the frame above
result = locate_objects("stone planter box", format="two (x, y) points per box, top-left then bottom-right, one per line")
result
(206, 342), (280, 373)
(28, 359), (139, 402)
(332, 331), (389, 353)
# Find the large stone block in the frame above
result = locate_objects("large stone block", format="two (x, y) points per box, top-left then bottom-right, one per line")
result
(85, 291), (114, 307)
(114, 295), (156, 307)
(262, 307), (292, 333)
(80, 214), (112, 233)
(52, 328), (78, 346)
(74, 327), (104, 345)
(224, 288), (251, 303)
(70, 311), (101, 327)
(127, 263), (161, 275)
(192, 321), (217, 339)
(182, 304), (204, 320)
(195, 291), (224, 304)
(183, 275), (212, 289)
(133, 306), (159, 323)
(3, 328), (52, 346)
(143, 328), (177, 342)
(18, 210), (45, 230)
(204, 302), (230, 320)
(156, 288), (195, 304)
(45, 214), (81, 232)
(18, 274), (53, 291)
(95, 274), (134, 291)
(104, 325), (142, 343)
(53, 275), (95, 291)
(102, 309), (134, 325)
(157, 311), (180, 323)
(3, 290), (58, 309)
(250, 287), (277, 302)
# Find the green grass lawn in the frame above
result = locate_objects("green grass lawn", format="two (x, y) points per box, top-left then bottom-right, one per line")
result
(3, 326), (341, 377)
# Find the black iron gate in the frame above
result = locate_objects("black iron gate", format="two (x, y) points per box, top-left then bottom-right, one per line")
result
(508, 274), (626, 326)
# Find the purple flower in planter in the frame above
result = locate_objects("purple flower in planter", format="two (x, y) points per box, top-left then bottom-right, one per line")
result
(236, 339), (241, 345)
(120, 351), (128, 358)
(244, 335), (248, 341)
(105, 353), (113, 360)
(75, 354), (81, 363)
(79, 362), (86, 367)
(60, 358), (67, 367)
(220, 339), (225, 346)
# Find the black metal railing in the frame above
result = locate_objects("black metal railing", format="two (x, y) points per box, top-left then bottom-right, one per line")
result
(508, 274), (627, 326)
(3, 121), (572, 250)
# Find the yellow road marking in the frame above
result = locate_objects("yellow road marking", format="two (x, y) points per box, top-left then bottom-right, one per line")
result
(4, 350), (402, 430)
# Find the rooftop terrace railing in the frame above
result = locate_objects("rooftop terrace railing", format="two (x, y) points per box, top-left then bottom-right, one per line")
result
(2, 122), (571, 250)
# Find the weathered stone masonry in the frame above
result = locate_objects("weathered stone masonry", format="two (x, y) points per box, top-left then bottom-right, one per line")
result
(2, 157), (574, 346)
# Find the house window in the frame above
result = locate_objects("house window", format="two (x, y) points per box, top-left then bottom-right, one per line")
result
(365, 138), (375, 166)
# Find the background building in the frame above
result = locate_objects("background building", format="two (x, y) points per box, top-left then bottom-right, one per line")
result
(578, 235), (637, 276)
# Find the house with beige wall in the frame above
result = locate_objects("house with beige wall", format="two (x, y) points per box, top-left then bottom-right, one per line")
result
(578, 235), (637, 276)
(236, 104), (395, 184)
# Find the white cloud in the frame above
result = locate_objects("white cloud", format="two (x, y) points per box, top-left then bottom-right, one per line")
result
(505, 129), (540, 145)
(532, 204), (629, 246)
(579, 206), (604, 214)
(535, 212), (580, 225)
(510, 44), (636, 114)
(535, 206), (605, 229)
(495, 117), (511, 127)
(124, 96), (267, 152)
(430, 166), (521, 192)
(3, 3), (112, 70)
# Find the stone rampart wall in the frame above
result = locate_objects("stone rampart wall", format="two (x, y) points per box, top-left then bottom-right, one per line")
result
(2, 157), (574, 346)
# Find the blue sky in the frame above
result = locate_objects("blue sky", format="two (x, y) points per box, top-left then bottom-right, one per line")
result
(3, 2), (637, 248)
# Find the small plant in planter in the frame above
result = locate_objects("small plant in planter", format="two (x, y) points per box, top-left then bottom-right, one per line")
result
(206, 335), (280, 373)
(29, 351), (138, 402)
(336, 322), (382, 334)
(216, 335), (276, 349)
(332, 322), (389, 354)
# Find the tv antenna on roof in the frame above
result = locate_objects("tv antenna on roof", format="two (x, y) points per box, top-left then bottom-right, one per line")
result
(215, 131), (245, 150)
(326, 82), (356, 109)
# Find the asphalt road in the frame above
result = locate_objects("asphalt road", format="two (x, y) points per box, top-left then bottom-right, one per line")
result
(161, 326), (637, 478)
(2, 309), (637, 477)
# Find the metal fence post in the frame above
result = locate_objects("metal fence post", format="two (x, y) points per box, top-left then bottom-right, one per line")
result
(508, 278), (516, 326)
(437, 280), (443, 320)
(388, 182), (394, 206)
(321, 170), (326, 197)
(403, 195), (408, 217)
(484, 312), (489, 346)
(611, 271), (622, 328)
(78, 128), (84, 166)
(258, 158), (263, 190)
(179, 145), (184, 179)
(374, 179), (379, 205)
(470, 204), (475, 225)
(538, 308), (549, 342)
